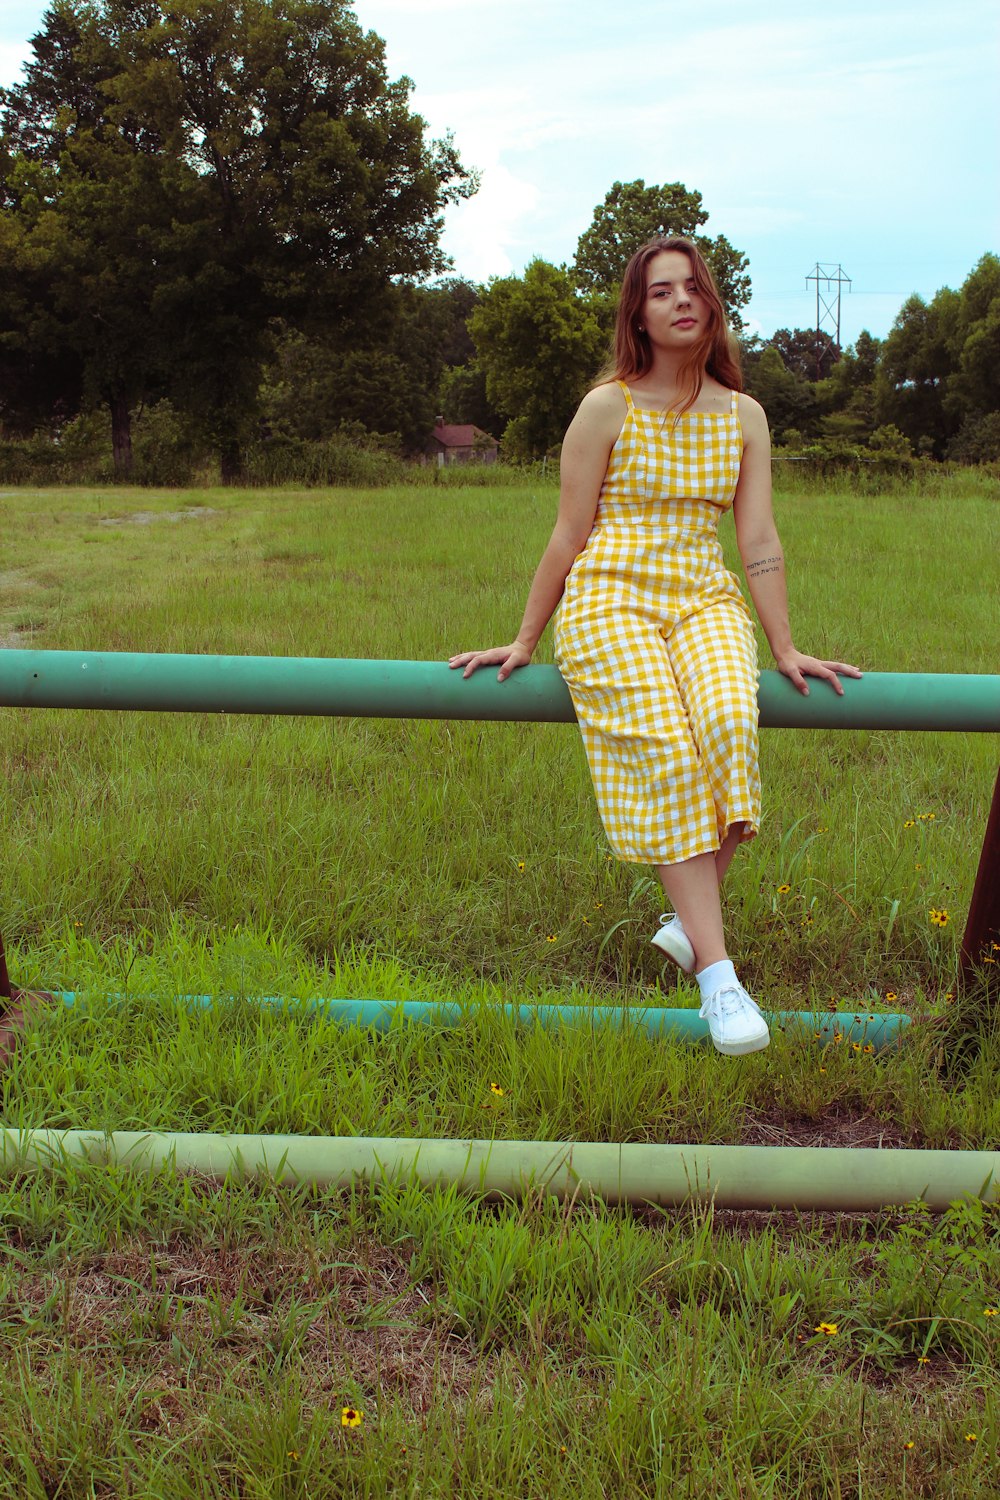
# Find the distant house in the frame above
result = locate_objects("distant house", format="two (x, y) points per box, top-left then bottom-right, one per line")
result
(424, 416), (498, 465)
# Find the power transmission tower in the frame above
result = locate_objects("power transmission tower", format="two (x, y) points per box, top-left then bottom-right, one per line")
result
(805, 263), (851, 378)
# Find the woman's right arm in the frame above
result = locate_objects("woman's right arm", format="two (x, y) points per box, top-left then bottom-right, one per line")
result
(449, 383), (625, 681)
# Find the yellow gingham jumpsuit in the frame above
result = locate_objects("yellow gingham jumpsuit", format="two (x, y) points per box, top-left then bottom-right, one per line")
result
(553, 381), (761, 865)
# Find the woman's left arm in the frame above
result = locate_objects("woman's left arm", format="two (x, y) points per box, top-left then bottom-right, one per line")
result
(732, 394), (863, 698)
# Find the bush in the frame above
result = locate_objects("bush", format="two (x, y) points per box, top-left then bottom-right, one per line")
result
(947, 410), (1000, 464)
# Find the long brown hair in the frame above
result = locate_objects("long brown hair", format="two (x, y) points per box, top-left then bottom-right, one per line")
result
(598, 237), (742, 416)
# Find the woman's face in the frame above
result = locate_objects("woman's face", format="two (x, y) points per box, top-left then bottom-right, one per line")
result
(641, 250), (706, 348)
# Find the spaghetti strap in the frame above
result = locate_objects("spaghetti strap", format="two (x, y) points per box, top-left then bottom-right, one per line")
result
(617, 379), (635, 412)
(730, 388), (739, 414)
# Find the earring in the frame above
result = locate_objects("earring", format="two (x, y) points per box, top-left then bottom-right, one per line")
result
(637, 325), (645, 333)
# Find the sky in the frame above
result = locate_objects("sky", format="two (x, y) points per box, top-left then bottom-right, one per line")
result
(2, 0), (997, 345)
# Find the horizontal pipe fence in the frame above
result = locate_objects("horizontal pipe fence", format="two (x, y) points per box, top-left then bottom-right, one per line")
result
(1, 651), (998, 998)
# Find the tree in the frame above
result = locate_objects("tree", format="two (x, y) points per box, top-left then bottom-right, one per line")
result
(768, 327), (839, 382)
(744, 347), (816, 444)
(259, 280), (482, 451)
(470, 260), (607, 458)
(875, 290), (960, 455)
(573, 179), (751, 330)
(0, 0), (474, 478)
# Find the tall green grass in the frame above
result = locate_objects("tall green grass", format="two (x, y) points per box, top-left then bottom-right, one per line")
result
(1, 476), (997, 1003)
(1, 475), (999, 1497)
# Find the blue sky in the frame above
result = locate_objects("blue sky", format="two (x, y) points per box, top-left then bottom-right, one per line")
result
(3, 0), (996, 345)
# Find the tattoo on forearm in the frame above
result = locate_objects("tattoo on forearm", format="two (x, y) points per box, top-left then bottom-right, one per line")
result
(745, 553), (783, 578)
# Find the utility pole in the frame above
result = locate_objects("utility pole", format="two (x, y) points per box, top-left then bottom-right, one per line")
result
(805, 263), (851, 379)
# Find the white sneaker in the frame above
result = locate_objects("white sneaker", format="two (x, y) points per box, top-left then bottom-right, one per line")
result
(650, 913), (696, 973)
(699, 984), (770, 1056)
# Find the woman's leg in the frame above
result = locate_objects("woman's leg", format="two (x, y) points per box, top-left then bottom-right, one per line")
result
(655, 850), (728, 969)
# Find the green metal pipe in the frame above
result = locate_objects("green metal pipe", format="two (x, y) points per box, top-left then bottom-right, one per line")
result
(1, 1129), (995, 1210)
(1, 650), (998, 730)
(51, 992), (912, 1049)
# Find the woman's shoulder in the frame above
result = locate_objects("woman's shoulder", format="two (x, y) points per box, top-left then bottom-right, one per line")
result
(583, 378), (628, 410)
(735, 390), (768, 432)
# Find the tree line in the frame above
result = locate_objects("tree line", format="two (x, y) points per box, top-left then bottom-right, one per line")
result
(2, 2), (998, 481)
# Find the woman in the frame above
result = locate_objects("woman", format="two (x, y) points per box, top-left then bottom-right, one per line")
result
(449, 238), (862, 1055)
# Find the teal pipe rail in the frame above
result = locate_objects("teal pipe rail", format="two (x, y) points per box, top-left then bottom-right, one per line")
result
(1, 1129), (996, 1210)
(1, 650), (998, 730)
(51, 992), (913, 1050)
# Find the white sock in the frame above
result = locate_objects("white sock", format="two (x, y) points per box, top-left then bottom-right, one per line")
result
(696, 959), (738, 1002)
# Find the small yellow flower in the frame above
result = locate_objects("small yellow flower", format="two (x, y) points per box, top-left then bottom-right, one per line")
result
(984, 1307), (998, 1317)
(851, 1041), (861, 1053)
(885, 990), (897, 1002)
(917, 1355), (930, 1365)
(815, 1322), (838, 1336)
(559, 1445), (568, 1455)
(927, 812), (936, 820)
(489, 1083), (505, 1097)
(992, 942), (1000, 951)
(800, 914), (813, 926)
(929, 908), (950, 928)
(965, 1433), (977, 1443)
(915, 862), (924, 869)
(817, 825), (829, 832)
(546, 933), (558, 943)
(903, 1440), (915, 1449)
(341, 1407), (363, 1428)
(903, 819), (916, 828)
(863, 1043), (874, 1055)
(777, 883), (791, 894)
(581, 916), (590, 926)
(517, 861), (525, 872)
(833, 1031), (843, 1044)
(593, 901), (603, 909)
(944, 992), (955, 1004)
(287, 1451), (300, 1461)
(818, 1066), (827, 1074)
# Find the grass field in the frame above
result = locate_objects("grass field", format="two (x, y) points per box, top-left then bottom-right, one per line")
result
(1, 476), (999, 1496)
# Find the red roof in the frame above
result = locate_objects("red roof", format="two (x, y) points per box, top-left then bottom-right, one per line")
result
(431, 422), (495, 448)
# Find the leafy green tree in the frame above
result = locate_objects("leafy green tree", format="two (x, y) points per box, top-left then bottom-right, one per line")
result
(1, 0), (474, 478)
(573, 179), (751, 330)
(437, 361), (504, 437)
(875, 290), (960, 455)
(744, 346), (816, 444)
(469, 259), (607, 458)
(260, 280), (482, 451)
(768, 327), (839, 382)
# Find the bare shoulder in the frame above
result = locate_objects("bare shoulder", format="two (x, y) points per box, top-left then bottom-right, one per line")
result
(736, 391), (770, 440)
(566, 380), (627, 446)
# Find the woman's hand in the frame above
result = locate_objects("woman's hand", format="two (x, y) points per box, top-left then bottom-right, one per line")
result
(448, 642), (533, 682)
(775, 649), (863, 697)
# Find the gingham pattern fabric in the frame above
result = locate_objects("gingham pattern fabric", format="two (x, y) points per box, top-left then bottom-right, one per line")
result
(554, 382), (761, 865)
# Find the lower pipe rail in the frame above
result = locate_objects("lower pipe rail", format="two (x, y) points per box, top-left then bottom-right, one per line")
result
(51, 992), (913, 1050)
(1, 1130), (995, 1211)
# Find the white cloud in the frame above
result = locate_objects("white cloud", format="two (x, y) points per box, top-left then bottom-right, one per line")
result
(441, 164), (540, 282)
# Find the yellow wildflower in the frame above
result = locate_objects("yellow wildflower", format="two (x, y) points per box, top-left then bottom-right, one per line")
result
(965, 1433), (977, 1443)
(815, 1322), (838, 1336)
(984, 1307), (998, 1317)
(777, 883), (791, 894)
(490, 1083), (505, 1097)
(863, 1044), (874, 1055)
(342, 1407), (363, 1428)
(885, 990), (897, 1002)
(546, 934), (558, 943)
(903, 819), (915, 828)
(517, 861), (525, 872)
